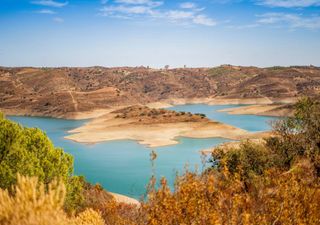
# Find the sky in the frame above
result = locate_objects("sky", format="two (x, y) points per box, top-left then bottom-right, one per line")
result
(0, 0), (320, 68)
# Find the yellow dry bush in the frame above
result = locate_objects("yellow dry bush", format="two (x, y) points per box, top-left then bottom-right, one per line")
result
(137, 165), (320, 225)
(0, 174), (104, 225)
(99, 200), (138, 225)
(1, 166), (319, 225)
(74, 208), (105, 225)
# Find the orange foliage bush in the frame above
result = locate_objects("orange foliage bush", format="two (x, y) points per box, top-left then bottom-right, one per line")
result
(94, 160), (319, 225)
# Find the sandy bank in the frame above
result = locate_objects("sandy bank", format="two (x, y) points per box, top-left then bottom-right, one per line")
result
(110, 192), (140, 206)
(201, 135), (271, 154)
(1, 97), (296, 120)
(65, 107), (251, 147)
(218, 104), (294, 117)
(162, 97), (296, 106)
(0, 107), (123, 120)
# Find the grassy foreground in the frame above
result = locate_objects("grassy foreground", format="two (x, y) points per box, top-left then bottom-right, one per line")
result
(1, 97), (320, 225)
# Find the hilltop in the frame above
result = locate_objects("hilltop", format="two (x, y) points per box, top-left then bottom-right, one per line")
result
(1, 65), (320, 118)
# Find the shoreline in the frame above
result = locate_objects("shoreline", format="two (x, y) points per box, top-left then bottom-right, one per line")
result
(64, 104), (275, 148)
(200, 138), (268, 155)
(110, 192), (141, 206)
(65, 121), (250, 148)
(3, 97), (289, 148)
(1, 97), (297, 120)
(218, 104), (294, 117)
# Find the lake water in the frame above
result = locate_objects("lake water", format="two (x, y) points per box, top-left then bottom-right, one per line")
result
(8, 104), (275, 199)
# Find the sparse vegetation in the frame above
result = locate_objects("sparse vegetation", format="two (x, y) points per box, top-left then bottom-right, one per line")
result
(1, 66), (320, 118)
(112, 106), (209, 124)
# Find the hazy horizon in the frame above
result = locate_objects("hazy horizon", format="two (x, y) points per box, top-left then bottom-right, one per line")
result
(1, 0), (320, 68)
(0, 64), (319, 69)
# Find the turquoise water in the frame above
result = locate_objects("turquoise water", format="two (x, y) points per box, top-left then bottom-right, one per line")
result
(167, 104), (274, 132)
(8, 104), (275, 199)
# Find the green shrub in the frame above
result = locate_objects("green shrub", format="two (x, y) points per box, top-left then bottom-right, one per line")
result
(211, 141), (275, 183)
(0, 114), (84, 212)
(267, 97), (320, 174)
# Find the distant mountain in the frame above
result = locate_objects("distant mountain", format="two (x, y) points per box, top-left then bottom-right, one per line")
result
(1, 65), (319, 118)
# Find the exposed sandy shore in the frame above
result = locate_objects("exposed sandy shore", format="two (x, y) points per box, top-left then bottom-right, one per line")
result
(65, 109), (252, 147)
(61, 98), (292, 147)
(201, 136), (270, 154)
(1, 97), (296, 120)
(145, 97), (295, 109)
(218, 104), (293, 117)
(0, 107), (123, 120)
(110, 192), (140, 206)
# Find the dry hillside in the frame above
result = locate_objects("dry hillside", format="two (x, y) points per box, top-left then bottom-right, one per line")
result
(1, 65), (319, 118)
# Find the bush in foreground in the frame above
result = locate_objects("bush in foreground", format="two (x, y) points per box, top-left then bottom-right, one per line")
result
(140, 165), (320, 225)
(0, 174), (104, 225)
(0, 113), (84, 212)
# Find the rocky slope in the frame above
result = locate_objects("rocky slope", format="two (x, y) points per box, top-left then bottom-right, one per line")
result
(1, 65), (319, 118)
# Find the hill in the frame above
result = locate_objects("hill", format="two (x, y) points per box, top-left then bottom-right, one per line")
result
(1, 65), (319, 118)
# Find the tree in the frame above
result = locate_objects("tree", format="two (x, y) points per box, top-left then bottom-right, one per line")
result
(211, 141), (274, 187)
(0, 113), (84, 212)
(267, 97), (320, 174)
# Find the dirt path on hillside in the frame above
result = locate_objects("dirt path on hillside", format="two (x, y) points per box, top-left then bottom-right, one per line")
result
(68, 91), (79, 112)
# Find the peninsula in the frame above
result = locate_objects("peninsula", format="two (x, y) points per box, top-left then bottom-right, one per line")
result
(65, 105), (251, 147)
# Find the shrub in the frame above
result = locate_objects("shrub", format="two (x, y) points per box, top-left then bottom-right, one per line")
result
(0, 116), (72, 188)
(0, 114), (84, 212)
(211, 141), (275, 184)
(267, 97), (320, 174)
(139, 166), (320, 225)
(0, 174), (104, 225)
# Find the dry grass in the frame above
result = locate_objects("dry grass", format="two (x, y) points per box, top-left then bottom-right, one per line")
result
(0, 175), (104, 225)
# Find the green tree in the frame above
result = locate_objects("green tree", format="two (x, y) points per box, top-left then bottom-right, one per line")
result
(211, 141), (274, 184)
(0, 113), (84, 212)
(267, 97), (320, 174)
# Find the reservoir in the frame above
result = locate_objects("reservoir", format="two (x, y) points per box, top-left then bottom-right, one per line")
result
(9, 104), (275, 199)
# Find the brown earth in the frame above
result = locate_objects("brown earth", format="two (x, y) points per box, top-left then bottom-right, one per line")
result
(1, 65), (320, 118)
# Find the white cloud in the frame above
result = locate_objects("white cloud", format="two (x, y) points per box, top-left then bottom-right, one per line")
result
(100, 5), (153, 15)
(53, 17), (64, 22)
(99, 0), (216, 27)
(164, 10), (217, 26)
(100, 0), (162, 16)
(257, 13), (320, 29)
(166, 10), (194, 20)
(180, 2), (196, 9)
(193, 15), (217, 26)
(257, 0), (320, 8)
(227, 23), (260, 29)
(179, 2), (205, 12)
(116, 0), (151, 3)
(35, 9), (56, 14)
(31, 0), (68, 7)
(101, 0), (108, 4)
(115, 0), (163, 7)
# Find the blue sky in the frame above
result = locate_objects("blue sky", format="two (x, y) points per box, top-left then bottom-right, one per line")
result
(0, 0), (319, 68)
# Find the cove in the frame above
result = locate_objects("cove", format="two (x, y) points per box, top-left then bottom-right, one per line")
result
(8, 104), (276, 199)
